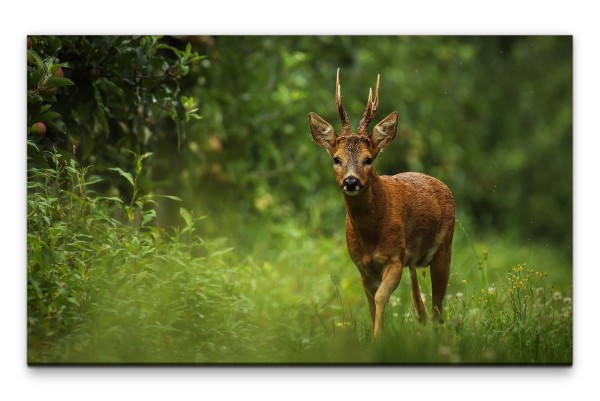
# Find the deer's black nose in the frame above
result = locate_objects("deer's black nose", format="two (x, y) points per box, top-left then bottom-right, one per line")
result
(343, 176), (360, 192)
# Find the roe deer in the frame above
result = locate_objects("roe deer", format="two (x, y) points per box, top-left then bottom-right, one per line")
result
(308, 69), (455, 338)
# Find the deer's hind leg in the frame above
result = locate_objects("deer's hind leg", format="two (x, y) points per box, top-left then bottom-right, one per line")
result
(409, 264), (428, 324)
(430, 242), (452, 323)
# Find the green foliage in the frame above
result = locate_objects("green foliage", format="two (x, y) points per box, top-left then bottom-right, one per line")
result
(27, 36), (203, 199)
(27, 147), (252, 363)
(28, 144), (119, 348)
(26, 35), (572, 365)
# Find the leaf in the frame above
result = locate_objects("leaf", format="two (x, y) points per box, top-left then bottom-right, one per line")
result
(46, 76), (74, 89)
(125, 205), (136, 222)
(27, 140), (40, 152)
(186, 55), (206, 64)
(156, 43), (182, 58)
(108, 167), (134, 187)
(136, 197), (157, 207)
(209, 247), (235, 258)
(27, 50), (45, 70)
(96, 196), (123, 203)
(150, 194), (182, 201)
(49, 64), (65, 74)
(48, 36), (62, 55)
(135, 152), (152, 174)
(28, 93), (43, 104)
(39, 111), (62, 123)
(30, 68), (45, 88)
(180, 95), (194, 108)
(179, 207), (193, 228)
(51, 120), (67, 134)
(141, 209), (156, 226)
(82, 177), (104, 186)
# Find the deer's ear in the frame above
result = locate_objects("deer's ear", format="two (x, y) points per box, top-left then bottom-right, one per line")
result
(371, 111), (398, 151)
(309, 112), (337, 152)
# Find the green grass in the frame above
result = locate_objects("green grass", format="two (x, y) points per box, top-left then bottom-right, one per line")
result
(27, 152), (572, 364)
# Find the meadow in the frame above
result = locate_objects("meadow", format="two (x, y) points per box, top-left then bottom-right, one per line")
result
(27, 149), (572, 364)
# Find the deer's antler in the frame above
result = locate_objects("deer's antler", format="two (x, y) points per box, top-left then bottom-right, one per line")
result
(357, 74), (380, 135)
(336, 68), (351, 135)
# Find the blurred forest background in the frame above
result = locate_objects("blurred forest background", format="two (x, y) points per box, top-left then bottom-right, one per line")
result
(29, 35), (573, 254)
(27, 35), (572, 363)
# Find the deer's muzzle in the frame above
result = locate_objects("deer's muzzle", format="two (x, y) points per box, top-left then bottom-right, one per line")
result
(342, 176), (362, 196)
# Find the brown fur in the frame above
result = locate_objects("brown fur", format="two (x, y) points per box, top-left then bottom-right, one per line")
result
(308, 71), (455, 339)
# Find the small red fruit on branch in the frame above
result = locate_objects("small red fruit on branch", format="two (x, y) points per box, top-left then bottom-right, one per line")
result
(29, 122), (46, 136)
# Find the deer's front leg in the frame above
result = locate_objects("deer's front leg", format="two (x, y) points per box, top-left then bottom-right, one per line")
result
(360, 273), (378, 329)
(373, 260), (404, 339)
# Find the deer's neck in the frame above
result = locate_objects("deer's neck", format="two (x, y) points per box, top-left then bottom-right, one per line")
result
(343, 171), (387, 239)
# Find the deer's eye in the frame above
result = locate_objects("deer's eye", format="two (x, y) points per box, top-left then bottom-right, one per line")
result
(333, 156), (342, 165)
(364, 157), (373, 166)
